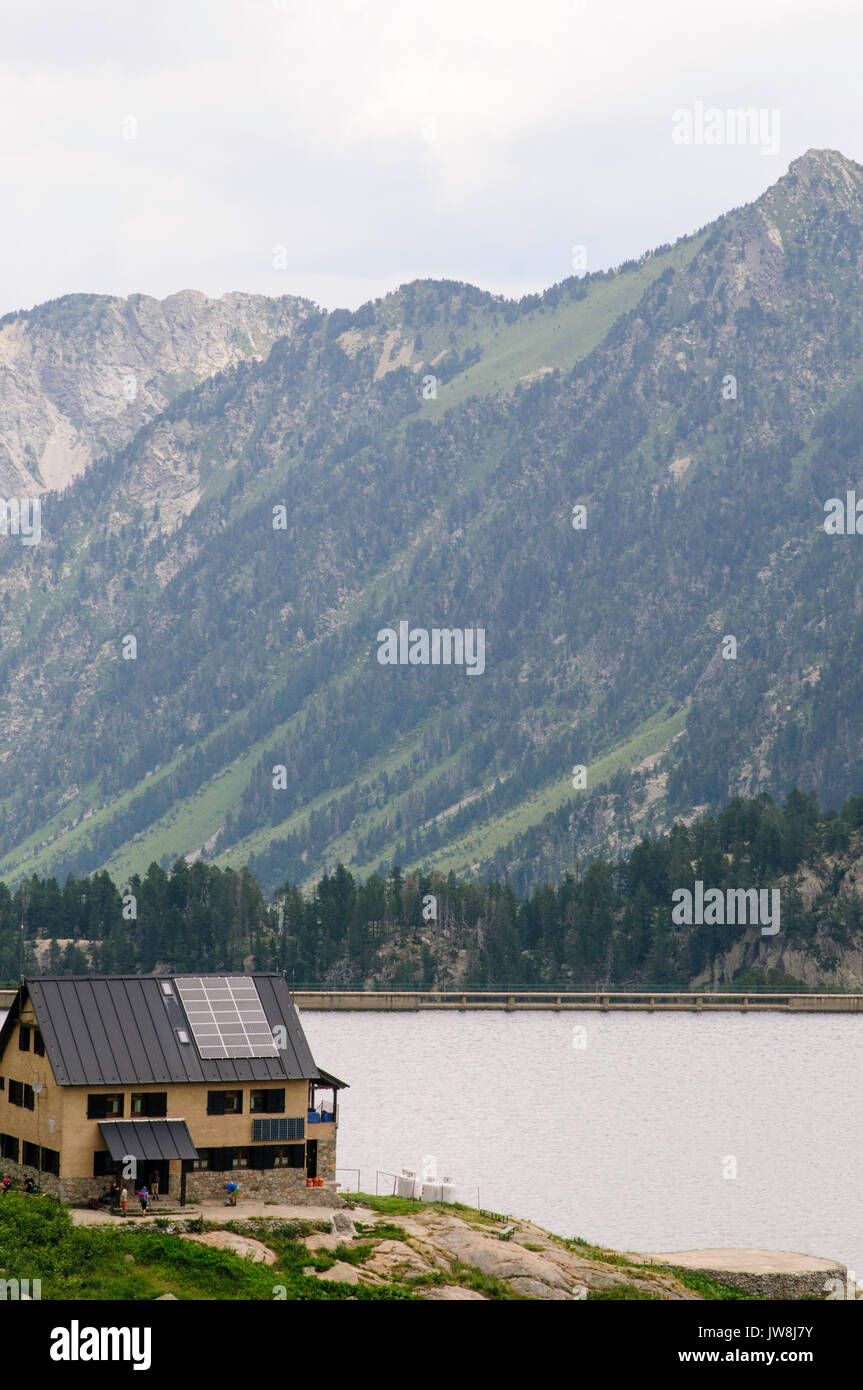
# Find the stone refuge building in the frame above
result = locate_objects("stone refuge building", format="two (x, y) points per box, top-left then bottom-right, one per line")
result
(0, 973), (345, 1205)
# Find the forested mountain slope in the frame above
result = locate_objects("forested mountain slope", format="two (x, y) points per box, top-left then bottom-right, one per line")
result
(4, 791), (862, 993)
(1, 149), (863, 899)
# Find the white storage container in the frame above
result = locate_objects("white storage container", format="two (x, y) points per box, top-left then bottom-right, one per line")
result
(421, 1182), (442, 1202)
(396, 1169), (417, 1199)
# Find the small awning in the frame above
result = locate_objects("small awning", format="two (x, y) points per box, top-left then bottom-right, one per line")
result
(314, 1068), (348, 1090)
(99, 1119), (198, 1162)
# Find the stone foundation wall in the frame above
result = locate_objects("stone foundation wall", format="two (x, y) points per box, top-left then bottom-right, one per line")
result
(651, 1261), (846, 1300)
(0, 1156), (62, 1199)
(184, 1166), (341, 1206)
(0, 1160), (142, 1205)
(1, 1136), (342, 1208)
(316, 1137), (336, 1184)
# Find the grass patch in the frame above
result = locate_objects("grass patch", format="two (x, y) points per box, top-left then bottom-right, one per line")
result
(445, 1259), (530, 1300)
(0, 1196), (411, 1300)
(669, 1268), (760, 1301)
(355, 1222), (409, 1242)
(561, 1235), (637, 1268)
(330, 1242), (375, 1267)
(343, 1193), (426, 1217)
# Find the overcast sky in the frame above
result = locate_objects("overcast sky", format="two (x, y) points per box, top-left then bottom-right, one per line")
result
(1, 0), (860, 315)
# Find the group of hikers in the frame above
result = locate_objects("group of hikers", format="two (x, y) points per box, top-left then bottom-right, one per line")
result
(2, 1169), (241, 1210)
(85, 1176), (161, 1214)
(0, 1174), (39, 1195)
(108, 1177), (159, 1215)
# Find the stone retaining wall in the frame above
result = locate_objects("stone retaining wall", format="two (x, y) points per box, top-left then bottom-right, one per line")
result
(184, 1167), (340, 1206)
(652, 1262), (845, 1300)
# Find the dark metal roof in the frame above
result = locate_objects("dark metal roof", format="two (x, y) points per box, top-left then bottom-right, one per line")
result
(3, 974), (325, 1087)
(99, 1119), (198, 1162)
(315, 1067), (348, 1090)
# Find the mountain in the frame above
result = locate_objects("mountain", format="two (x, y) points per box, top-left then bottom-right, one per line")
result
(0, 290), (312, 494)
(3, 148), (863, 901)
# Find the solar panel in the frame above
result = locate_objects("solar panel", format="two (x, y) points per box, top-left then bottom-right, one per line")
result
(174, 976), (279, 1059)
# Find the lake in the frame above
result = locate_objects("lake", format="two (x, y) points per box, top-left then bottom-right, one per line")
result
(300, 1009), (863, 1279)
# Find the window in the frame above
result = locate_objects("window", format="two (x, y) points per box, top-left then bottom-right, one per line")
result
(273, 1145), (305, 1169)
(33, 1032), (45, 1058)
(249, 1088), (285, 1114)
(0, 1076), (5, 1090)
(231, 1149), (250, 1169)
(190, 1150), (210, 1171)
(9, 1081), (34, 1109)
(40, 1147), (59, 1177)
(207, 1090), (242, 1116)
(93, 1150), (114, 1178)
(22, 1140), (39, 1168)
(87, 1094), (124, 1119)
(131, 1093), (167, 1117)
(252, 1117), (304, 1142)
(18, 1026), (30, 1052)
(0, 1134), (18, 1162)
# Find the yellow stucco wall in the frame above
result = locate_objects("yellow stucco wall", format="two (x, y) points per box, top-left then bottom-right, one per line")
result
(0, 1019), (334, 1180)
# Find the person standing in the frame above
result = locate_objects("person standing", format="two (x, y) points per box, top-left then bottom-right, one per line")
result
(151, 1173), (159, 1201)
(120, 1184), (128, 1217)
(138, 1185), (149, 1213)
(110, 1180), (120, 1210)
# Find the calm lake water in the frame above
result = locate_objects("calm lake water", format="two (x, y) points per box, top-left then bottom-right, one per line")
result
(300, 1009), (863, 1278)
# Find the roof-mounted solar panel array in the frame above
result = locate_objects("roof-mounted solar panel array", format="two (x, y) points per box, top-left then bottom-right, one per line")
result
(174, 975), (280, 1059)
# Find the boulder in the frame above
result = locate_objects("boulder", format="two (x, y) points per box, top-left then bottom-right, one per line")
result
(180, 1230), (277, 1264)
(421, 1285), (488, 1300)
(316, 1260), (361, 1285)
(434, 1224), (572, 1291)
(304, 1231), (343, 1252)
(364, 1239), (434, 1280)
(508, 1277), (571, 1300)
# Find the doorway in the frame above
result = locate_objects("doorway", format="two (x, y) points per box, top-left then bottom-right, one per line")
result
(143, 1163), (165, 1198)
(306, 1140), (318, 1181)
